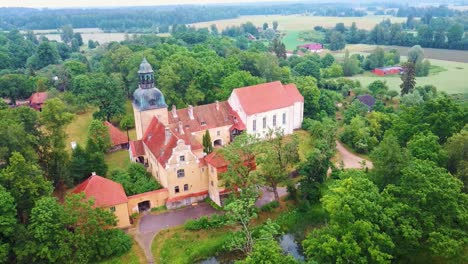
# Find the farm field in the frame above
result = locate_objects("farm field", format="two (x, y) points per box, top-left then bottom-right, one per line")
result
(29, 28), (147, 44)
(190, 15), (405, 31)
(282, 30), (324, 50)
(347, 58), (468, 95)
(343, 44), (468, 63)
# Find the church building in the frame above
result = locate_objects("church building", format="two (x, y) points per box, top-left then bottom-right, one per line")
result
(129, 58), (304, 208)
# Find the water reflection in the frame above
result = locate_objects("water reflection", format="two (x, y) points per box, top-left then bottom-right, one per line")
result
(279, 233), (305, 261)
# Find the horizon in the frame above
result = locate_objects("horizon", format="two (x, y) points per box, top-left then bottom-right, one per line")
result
(1, 0), (300, 9)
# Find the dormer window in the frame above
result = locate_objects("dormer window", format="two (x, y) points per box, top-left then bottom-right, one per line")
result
(201, 121), (206, 126)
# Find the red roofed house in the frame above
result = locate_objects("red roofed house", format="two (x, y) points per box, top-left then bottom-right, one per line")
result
(29, 92), (48, 111)
(72, 173), (131, 228)
(298, 43), (323, 53)
(103, 121), (129, 151)
(129, 59), (304, 208)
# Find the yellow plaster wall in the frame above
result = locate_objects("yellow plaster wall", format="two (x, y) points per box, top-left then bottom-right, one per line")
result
(133, 106), (168, 140)
(108, 203), (131, 228)
(193, 125), (232, 148)
(127, 189), (169, 215)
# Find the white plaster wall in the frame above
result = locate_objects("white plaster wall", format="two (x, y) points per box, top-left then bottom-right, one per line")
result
(245, 106), (295, 138)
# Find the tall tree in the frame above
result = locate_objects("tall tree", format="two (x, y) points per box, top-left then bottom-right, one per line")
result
(328, 31), (346, 51)
(257, 129), (299, 201)
(60, 25), (74, 43)
(0, 186), (16, 263)
(40, 98), (74, 187)
(0, 152), (52, 223)
(272, 21), (279, 30)
(202, 130), (213, 154)
(271, 38), (286, 59)
(303, 170), (394, 264)
(86, 120), (111, 154)
(400, 61), (416, 96)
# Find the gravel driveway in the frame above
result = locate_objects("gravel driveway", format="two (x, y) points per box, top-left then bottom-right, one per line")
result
(336, 140), (373, 169)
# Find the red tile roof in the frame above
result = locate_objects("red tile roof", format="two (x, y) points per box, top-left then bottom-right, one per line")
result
(298, 43), (323, 50)
(168, 101), (239, 132)
(104, 121), (128, 147)
(72, 175), (128, 207)
(232, 81), (304, 115)
(205, 151), (229, 170)
(166, 190), (208, 203)
(129, 140), (145, 157)
(29, 92), (48, 105)
(143, 117), (202, 166)
(127, 188), (168, 200)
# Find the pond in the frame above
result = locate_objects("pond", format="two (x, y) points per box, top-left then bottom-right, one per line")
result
(199, 233), (304, 263)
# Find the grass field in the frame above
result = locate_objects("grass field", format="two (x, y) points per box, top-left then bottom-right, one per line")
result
(190, 15), (406, 31)
(99, 242), (145, 264)
(282, 30), (325, 50)
(105, 150), (132, 170)
(343, 44), (468, 63)
(65, 109), (95, 149)
(346, 58), (468, 95)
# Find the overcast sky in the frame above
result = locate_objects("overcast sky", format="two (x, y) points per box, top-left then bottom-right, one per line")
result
(1, 0), (295, 8)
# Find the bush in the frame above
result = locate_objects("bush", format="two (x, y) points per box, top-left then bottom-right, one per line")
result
(260, 200), (280, 212)
(184, 214), (228, 230)
(151, 205), (166, 212)
(204, 197), (223, 211)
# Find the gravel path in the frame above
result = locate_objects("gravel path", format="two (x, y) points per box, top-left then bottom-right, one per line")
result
(336, 140), (373, 169)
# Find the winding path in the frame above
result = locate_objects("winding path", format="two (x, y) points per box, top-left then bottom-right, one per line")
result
(335, 140), (373, 169)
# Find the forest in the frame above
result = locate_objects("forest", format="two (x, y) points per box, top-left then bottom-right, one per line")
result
(0, 3), (467, 263)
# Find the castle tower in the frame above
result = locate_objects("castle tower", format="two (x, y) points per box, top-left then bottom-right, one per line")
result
(133, 58), (168, 140)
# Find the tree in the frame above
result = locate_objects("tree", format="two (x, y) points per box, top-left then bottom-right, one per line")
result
(60, 25), (74, 43)
(25, 194), (132, 263)
(368, 80), (389, 99)
(303, 171), (394, 264)
(383, 160), (467, 261)
(328, 31), (346, 51)
(298, 148), (330, 203)
(88, 73), (126, 121)
(69, 145), (92, 184)
(343, 100), (368, 124)
(262, 22), (268, 30)
(293, 61), (320, 80)
(202, 130), (213, 154)
(40, 98), (74, 186)
(272, 21), (278, 30)
(33, 41), (60, 69)
(370, 134), (408, 188)
(342, 50), (361, 76)
(88, 39), (97, 49)
(0, 74), (35, 105)
(270, 38), (286, 59)
(407, 45), (424, 64)
(110, 163), (160, 195)
(86, 120), (111, 153)
(444, 126), (468, 192)
(71, 39), (80, 52)
(407, 132), (447, 166)
(224, 189), (258, 255)
(0, 186), (16, 263)
(291, 76), (320, 118)
(219, 133), (258, 194)
(257, 129), (299, 201)
(447, 24), (464, 46)
(320, 53), (335, 68)
(0, 152), (52, 223)
(400, 62), (416, 96)
(340, 116), (377, 154)
(73, 32), (83, 46)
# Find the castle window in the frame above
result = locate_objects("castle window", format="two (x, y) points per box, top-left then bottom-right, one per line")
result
(109, 206), (116, 212)
(263, 117), (266, 129)
(282, 113), (286, 125)
(253, 120), (256, 131)
(273, 115), (277, 127)
(211, 180), (214, 186)
(217, 130), (220, 136)
(184, 184), (189, 191)
(175, 186), (180, 193)
(177, 169), (185, 178)
(179, 155), (185, 162)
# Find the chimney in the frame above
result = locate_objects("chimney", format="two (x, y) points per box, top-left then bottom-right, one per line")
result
(178, 121), (184, 135)
(188, 105), (194, 120)
(91, 172), (96, 176)
(215, 100), (219, 111)
(171, 105), (177, 118)
(164, 127), (171, 145)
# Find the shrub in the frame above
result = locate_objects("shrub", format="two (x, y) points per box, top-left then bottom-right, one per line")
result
(260, 200), (280, 212)
(151, 205), (167, 212)
(204, 197), (223, 211)
(184, 214), (228, 230)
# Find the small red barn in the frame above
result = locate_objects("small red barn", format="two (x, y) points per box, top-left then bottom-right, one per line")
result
(29, 92), (48, 111)
(373, 66), (403, 76)
(104, 121), (129, 151)
(298, 43), (323, 53)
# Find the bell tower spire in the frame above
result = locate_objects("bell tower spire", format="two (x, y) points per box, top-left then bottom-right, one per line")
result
(138, 57), (155, 89)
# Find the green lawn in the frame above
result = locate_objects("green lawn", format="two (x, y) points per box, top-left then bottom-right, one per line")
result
(105, 149), (131, 171)
(282, 30), (325, 51)
(346, 58), (468, 95)
(65, 109), (95, 149)
(99, 242), (145, 264)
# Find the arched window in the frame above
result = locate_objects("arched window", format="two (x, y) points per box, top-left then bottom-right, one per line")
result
(177, 169), (185, 178)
